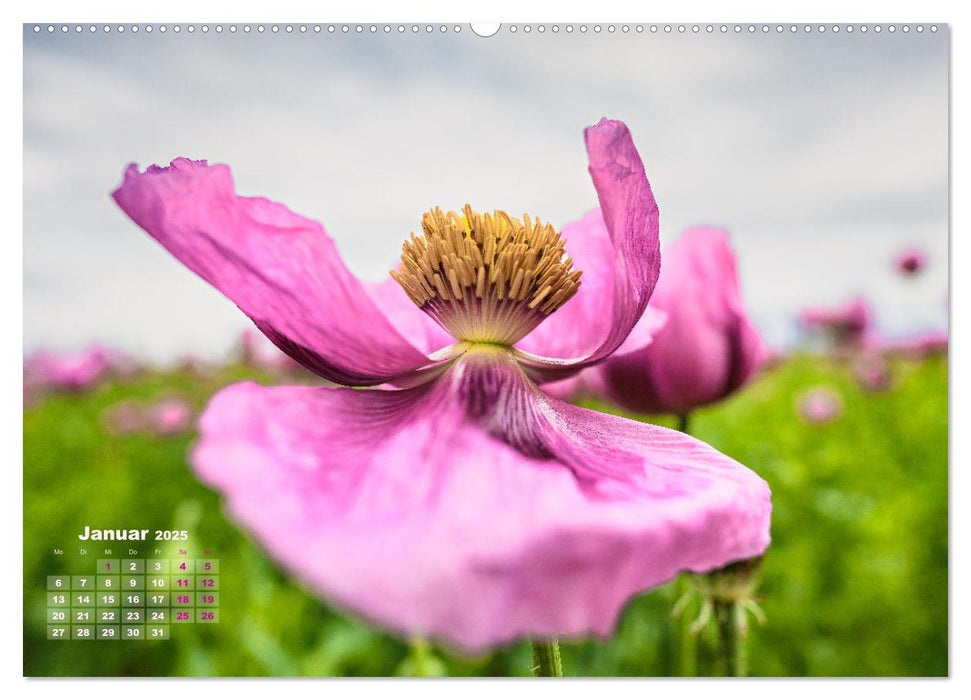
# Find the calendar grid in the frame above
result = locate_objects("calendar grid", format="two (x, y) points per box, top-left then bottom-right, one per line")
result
(47, 554), (219, 640)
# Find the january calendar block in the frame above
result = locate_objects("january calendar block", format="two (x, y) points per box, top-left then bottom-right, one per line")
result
(196, 575), (219, 591)
(147, 559), (170, 574)
(97, 575), (119, 591)
(121, 592), (144, 607)
(44, 547), (220, 642)
(47, 609), (69, 623)
(173, 559), (195, 575)
(73, 609), (95, 623)
(72, 592), (95, 608)
(71, 575), (94, 591)
(97, 625), (120, 641)
(147, 625), (170, 640)
(71, 625), (94, 640)
(96, 559), (119, 574)
(47, 575), (70, 591)
(147, 592), (169, 607)
(46, 625), (69, 640)
(122, 575), (145, 590)
(196, 592), (218, 607)
(122, 625), (145, 640)
(147, 575), (169, 591)
(196, 559), (219, 574)
(122, 559), (145, 574)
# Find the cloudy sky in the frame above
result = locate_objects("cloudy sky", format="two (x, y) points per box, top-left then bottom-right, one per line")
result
(23, 24), (948, 363)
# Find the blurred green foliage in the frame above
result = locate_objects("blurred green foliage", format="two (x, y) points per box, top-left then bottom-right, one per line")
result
(23, 354), (947, 676)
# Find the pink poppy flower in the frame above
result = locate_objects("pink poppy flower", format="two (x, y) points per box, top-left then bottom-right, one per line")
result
(797, 388), (842, 425)
(587, 227), (768, 416)
(24, 345), (112, 392)
(886, 330), (949, 359)
(103, 400), (147, 435)
(799, 296), (871, 349)
(112, 119), (771, 652)
(149, 396), (194, 436)
(895, 248), (926, 276)
(104, 347), (143, 379)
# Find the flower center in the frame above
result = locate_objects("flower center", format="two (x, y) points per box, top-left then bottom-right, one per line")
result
(391, 205), (582, 345)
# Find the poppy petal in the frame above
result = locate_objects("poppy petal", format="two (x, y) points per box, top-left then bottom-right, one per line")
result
(515, 119), (661, 378)
(193, 353), (770, 652)
(112, 159), (436, 385)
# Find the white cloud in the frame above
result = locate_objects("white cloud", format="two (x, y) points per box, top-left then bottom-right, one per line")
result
(23, 30), (948, 361)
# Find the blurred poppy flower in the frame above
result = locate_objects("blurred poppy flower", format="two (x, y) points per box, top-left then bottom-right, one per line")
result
(586, 227), (768, 417)
(852, 353), (893, 393)
(886, 330), (948, 360)
(895, 248), (926, 276)
(24, 345), (111, 392)
(799, 296), (871, 351)
(797, 388), (842, 425)
(112, 119), (771, 652)
(103, 400), (146, 435)
(149, 396), (194, 436)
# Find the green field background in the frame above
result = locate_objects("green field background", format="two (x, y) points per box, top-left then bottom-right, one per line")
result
(23, 353), (948, 676)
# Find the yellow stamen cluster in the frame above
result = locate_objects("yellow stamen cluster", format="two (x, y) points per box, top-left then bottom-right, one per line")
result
(391, 205), (582, 345)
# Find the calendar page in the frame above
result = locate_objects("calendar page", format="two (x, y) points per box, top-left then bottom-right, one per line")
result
(45, 541), (219, 642)
(22, 18), (949, 678)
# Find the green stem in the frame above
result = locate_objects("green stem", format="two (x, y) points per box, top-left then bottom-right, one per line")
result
(676, 576), (697, 677)
(734, 603), (750, 677)
(531, 637), (563, 677)
(715, 601), (747, 677)
(715, 601), (735, 676)
(677, 413), (691, 434)
(410, 638), (434, 677)
(675, 414), (697, 676)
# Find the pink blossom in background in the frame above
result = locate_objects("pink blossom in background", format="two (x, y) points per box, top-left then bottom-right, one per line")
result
(895, 248), (926, 276)
(885, 330), (949, 360)
(588, 227), (768, 417)
(113, 119), (771, 652)
(24, 345), (112, 392)
(103, 400), (147, 435)
(799, 296), (872, 351)
(797, 388), (843, 425)
(102, 396), (194, 436)
(103, 348), (143, 379)
(852, 353), (893, 393)
(149, 397), (194, 435)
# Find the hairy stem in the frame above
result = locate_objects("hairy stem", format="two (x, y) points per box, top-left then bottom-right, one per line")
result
(734, 602), (750, 677)
(531, 638), (563, 677)
(674, 413), (697, 676)
(715, 601), (748, 677)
